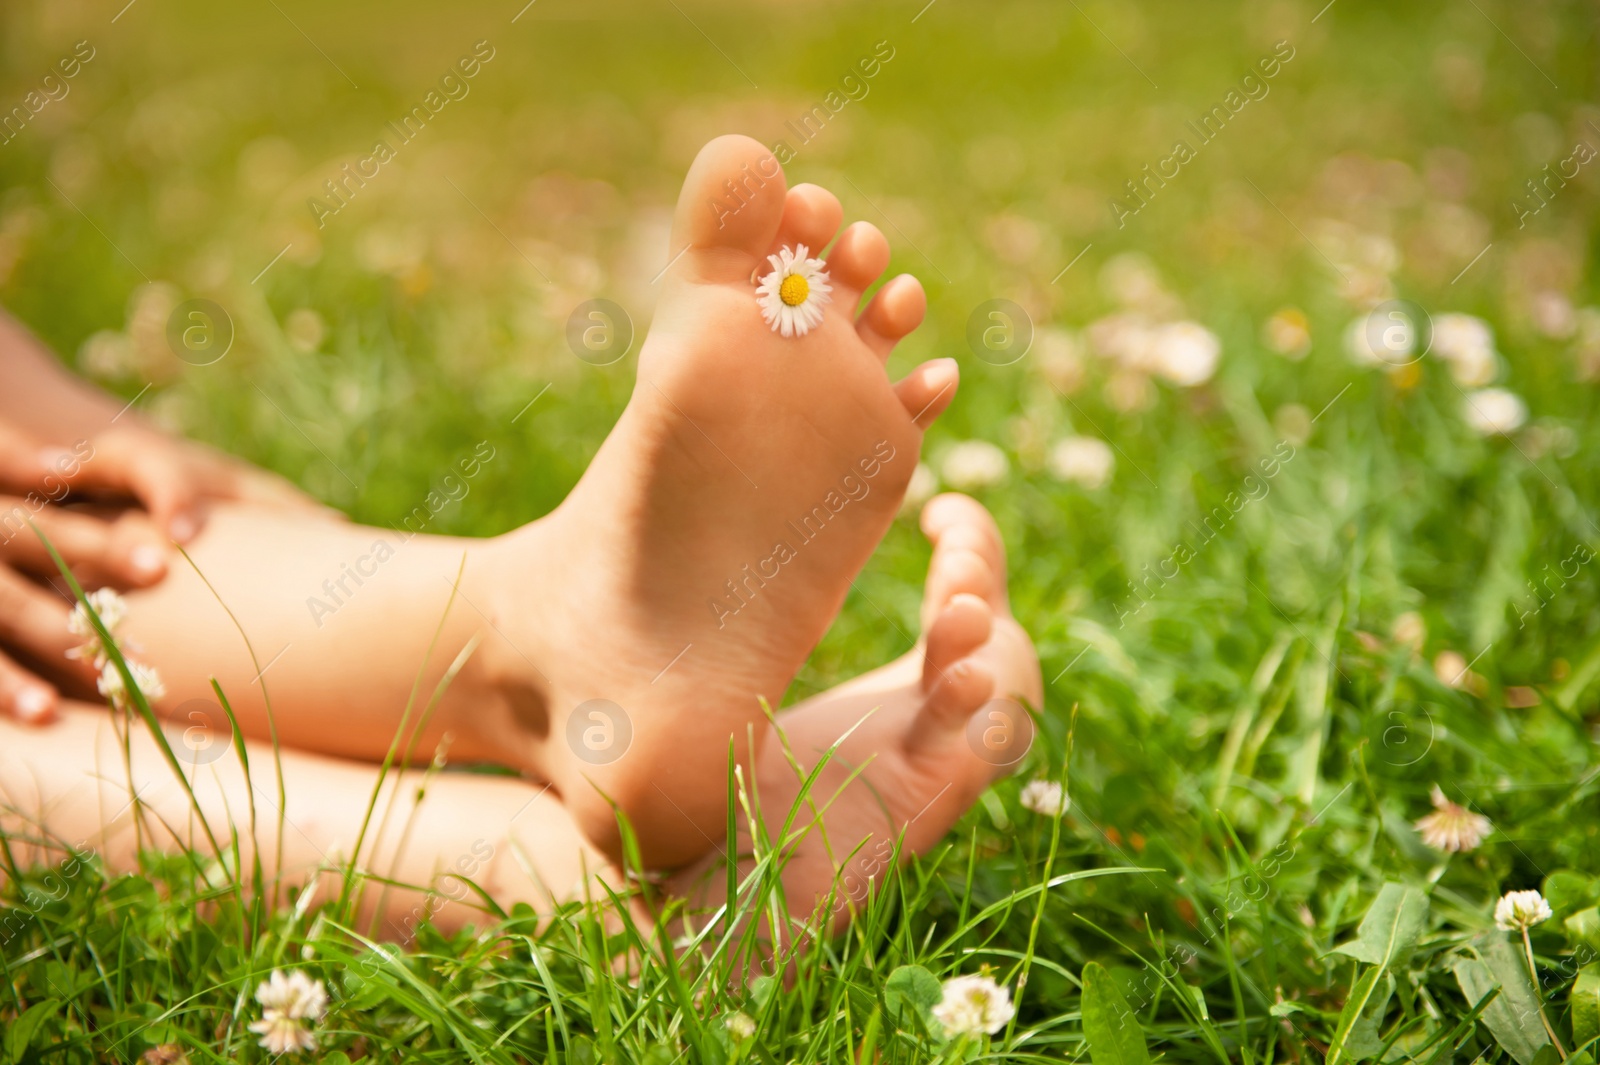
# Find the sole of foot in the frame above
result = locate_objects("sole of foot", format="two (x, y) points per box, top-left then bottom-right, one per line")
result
(487, 135), (965, 868)
(666, 493), (1043, 943)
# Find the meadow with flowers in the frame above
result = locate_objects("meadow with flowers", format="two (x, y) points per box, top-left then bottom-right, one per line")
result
(2, 0), (1599, 1061)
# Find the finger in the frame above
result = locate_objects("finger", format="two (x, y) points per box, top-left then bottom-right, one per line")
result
(0, 422), (69, 497)
(67, 435), (203, 542)
(0, 564), (77, 666)
(0, 646), (58, 724)
(0, 497), (168, 587)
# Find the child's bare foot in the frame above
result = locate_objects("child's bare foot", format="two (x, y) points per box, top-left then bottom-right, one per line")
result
(486, 137), (961, 865)
(668, 494), (1043, 943)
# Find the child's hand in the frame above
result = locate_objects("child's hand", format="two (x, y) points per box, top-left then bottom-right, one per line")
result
(59, 425), (336, 542)
(20, 423), (335, 543)
(0, 418), (332, 724)
(0, 500), (174, 724)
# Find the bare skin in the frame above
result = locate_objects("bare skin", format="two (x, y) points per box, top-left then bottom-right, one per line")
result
(0, 496), (1041, 949)
(667, 494), (1043, 949)
(67, 135), (961, 869)
(0, 314), (325, 720)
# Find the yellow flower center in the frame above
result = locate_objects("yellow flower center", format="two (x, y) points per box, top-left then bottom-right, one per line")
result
(779, 273), (809, 307)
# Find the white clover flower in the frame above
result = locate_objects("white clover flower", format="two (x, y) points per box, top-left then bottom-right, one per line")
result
(933, 973), (1015, 1037)
(1462, 388), (1527, 436)
(248, 1012), (318, 1056)
(725, 1011), (757, 1041)
(67, 588), (129, 638)
(1150, 321), (1221, 386)
(1430, 313), (1494, 362)
(1446, 344), (1498, 386)
(1035, 327), (1086, 393)
(1430, 314), (1499, 385)
(1414, 784), (1492, 853)
(756, 244), (831, 338)
(1530, 291), (1576, 339)
(1085, 313), (1157, 370)
(940, 441), (1009, 491)
(1047, 436), (1114, 490)
(97, 660), (166, 704)
(1019, 779), (1069, 816)
(1345, 311), (1415, 367)
(66, 589), (136, 670)
(1101, 252), (1167, 312)
(248, 970), (328, 1055)
(1494, 890), (1553, 931)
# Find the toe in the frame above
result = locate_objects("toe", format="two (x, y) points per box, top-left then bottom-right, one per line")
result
(857, 274), (926, 359)
(893, 358), (958, 427)
(772, 184), (843, 260)
(826, 221), (891, 309)
(922, 593), (993, 691)
(921, 493), (1009, 610)
(904, 658), (996, 759)
(921, 548), (993, 631)
(670, 134), (788, 280)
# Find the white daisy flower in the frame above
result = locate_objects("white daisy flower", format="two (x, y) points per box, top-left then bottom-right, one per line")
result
(1461, 388), (1527, 436)
(248, 970), (328, 1055)
(756, 244), (832, 337)
(1494, 890), (1553, 931)
(97, 660), (167, 705)
(1019, 779), (1069, 816)
(940, 441), (1009, 491)
(933, 973), (1015, 1036)
(1047, 436), (1114, 489)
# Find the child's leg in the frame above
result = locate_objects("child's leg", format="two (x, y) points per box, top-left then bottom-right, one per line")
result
(666, 494), (1043, 947)
(91, 134), (960, 872)
(0, 700), (608, 938)
(4, 494), (1042, 951)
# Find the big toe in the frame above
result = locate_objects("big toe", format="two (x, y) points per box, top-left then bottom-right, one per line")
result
(670, 134), (788, 278)
(922, 592), (993, 690)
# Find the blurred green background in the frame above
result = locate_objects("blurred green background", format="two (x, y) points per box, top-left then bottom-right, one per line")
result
(2, 0), (1597, 763)
(4, 0), (1600, 1058)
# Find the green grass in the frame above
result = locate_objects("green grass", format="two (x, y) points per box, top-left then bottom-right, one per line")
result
(4, 0), (1600, 1061)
